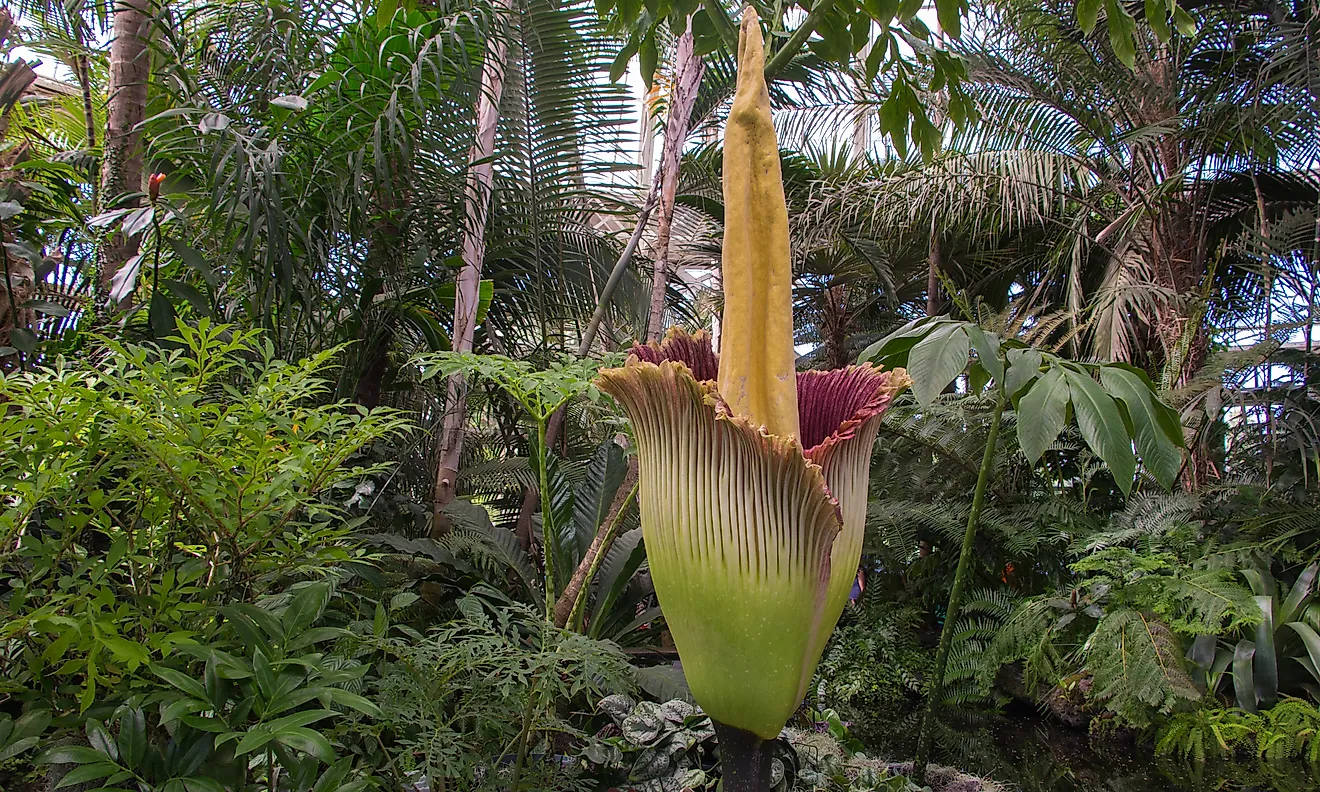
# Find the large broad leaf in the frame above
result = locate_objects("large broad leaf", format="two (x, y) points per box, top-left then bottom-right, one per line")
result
(1005, 347), (1042, 398)
(541, 453), (580, 577)
(1098, 365), (1183, 489)
(907, 322), (969, 407)
(281, 581), (332, 635)
(1233, 639), (1258, 712)
(589, 529), (646, 633)
(1280, 563), (1319, 625)
(572, 441), (628, 546)
(965, 326), (1003, 381)
(1016, 366), (1069, 464)
(432, 279), (495, 323)
(1254, 594), (1279, 709)
(856, 317), (934, 366)
(1063, 367), (1136, 495)
(1287, 622), (1320, 687)
(635, 665), (695, 705)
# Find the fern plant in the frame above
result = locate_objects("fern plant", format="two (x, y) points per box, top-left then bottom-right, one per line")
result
(982, 546), (1260, 727)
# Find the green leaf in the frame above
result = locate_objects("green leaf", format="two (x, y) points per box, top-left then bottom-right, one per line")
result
(589, 530), (646, 634)
(153, 667), (209, 701)
(166, 240), (218, 291)
(56, 762), (121, 788)
(1172, 5), (1196, 35)
(86, 720), (117, 761)
(323, 689), (382, 718)
(1005, 348), (1043, 397)
(1279, 564), (1318, 625)
(253, 650), (277, 700)
(1076, 0), (1101, 32)
(1098, 366), (1183, 489)
(907, 323), (969, 406)
(21, 299), (71, 317)
(281, 581), (331, 635)
(934, 0), (962, 39)
(263, 709), (338, 734)
(10, 327), (36, 353)
(233, 728), (278, 756)
(181, 778), (227, 792)
(0, 200), (24, 219)
(149, 291), (177, 339)
(1105, 0), (1138, 68)
(965, 326), (1003, 381)
(1254, 595), (1278, 708)
(0, 737), (41, 762)
(1287, 622), (1320, 687)
(1063, 367), (1136, 495)
(639, 36), (658, 88)
(161, 279), (212, 317)
(100, 636), (150, 669)
(116, 708), (146, 770)
(37, 746), (107, 766)
(274, 727), (336, 763)
(1016, 367), (1069, 465)
(1144, 0), (1170, 40)
(609, 39), (638, 83)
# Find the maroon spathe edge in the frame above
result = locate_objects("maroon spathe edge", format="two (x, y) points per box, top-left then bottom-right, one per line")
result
(797, 367), (900, 459)
(629, 328), (720, 382)
(628, 328), (900, 459)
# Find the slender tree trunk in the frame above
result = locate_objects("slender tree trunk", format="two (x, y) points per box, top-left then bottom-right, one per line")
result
(99, 0), (152, 306)
(926, 228), (942, 317)
(354, 326), (393, 407)
(644, 21), (703, 342)
(432, 6), (511, 528)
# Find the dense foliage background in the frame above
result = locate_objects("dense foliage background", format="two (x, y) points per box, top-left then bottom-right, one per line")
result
(1, 0), (1318, 789)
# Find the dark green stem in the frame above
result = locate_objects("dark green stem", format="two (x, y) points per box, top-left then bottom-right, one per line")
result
(713, 721), (772, 792)
(509, 676), (541, 792)
(535, 417), (556, 617)
(913, 376), (1007, 783)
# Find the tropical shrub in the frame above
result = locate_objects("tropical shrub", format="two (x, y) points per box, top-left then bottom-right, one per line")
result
(1157, 699), (1320, 765)
(34, 582), (379, 792)
(356, 590), (634, 791)
(1187, 563), (1320, 712)
(982, 546), (1259, 727)
(0, 322), (407, 784)
(810, 601), (935, 729)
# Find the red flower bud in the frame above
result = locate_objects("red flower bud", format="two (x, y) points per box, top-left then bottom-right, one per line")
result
(148, 172), (167, 203)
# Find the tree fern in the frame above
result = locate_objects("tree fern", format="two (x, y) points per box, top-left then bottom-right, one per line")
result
(1085, 607), (1200, 728)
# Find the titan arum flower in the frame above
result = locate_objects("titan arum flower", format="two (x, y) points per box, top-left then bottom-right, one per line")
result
(597, 10), (909, 789)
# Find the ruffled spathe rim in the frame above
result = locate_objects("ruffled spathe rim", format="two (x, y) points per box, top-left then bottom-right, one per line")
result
(624, 328), (911, 464)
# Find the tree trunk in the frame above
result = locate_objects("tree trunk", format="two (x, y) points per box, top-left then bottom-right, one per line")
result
(353, 326), (393, 407)
(99, 0), (152, 306)
(644, 22), (704, 342)
(926, 228), (942, 317)
(432, 5), (512, 529)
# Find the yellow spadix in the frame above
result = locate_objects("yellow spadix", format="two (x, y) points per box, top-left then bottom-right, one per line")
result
(598, 9), (910, 743)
